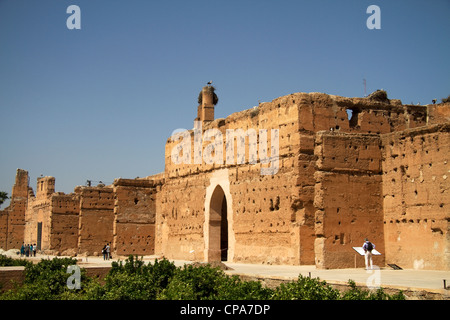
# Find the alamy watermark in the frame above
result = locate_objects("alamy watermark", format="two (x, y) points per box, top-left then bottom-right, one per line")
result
(366, 5), (381, 30)
(170, 121), (279, 175)
(66, 5), (81, 30)
(66, 5), (380, 31)
(365, 265), (381, 290)
(66, 265), (81, 289)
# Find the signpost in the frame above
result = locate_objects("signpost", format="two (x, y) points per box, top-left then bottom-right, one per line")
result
(352, 247), (381, 268)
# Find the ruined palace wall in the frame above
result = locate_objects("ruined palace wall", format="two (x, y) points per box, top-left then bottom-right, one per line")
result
(8, 199), (27, 250)
(427, 102), (450, 125)
(227, 95), (301, 264)
(113, 178), (160, 256)
(382, 123), (449, 270)
(77, 187), (114, 256)
(229, 165), (300, 264)
(25, 195), (52, 251)
(314, 132), (385, 269)
(49, 194), (80, 255)
(0, 211), (8, 249)
(296, 92), (427, 135)
(2, 169), (29, 250)
(24, 176), (159, 257)
(25, 177), (56, 252)
(157, 174), (209, 261)
(294, 92), (430, 269)
(160, 95), (302, 264)
(160, 92), (432, 267)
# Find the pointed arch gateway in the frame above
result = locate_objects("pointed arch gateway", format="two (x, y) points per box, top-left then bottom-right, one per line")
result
(208, 185), (228, 261)
(204, 169), (234, 263)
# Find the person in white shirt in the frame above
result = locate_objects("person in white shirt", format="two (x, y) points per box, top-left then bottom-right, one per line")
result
(362, 238), (375, 270)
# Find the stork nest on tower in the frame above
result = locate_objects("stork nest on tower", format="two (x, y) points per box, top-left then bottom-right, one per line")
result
(367, 89), (389, 103)
(198, 85), (219, 105)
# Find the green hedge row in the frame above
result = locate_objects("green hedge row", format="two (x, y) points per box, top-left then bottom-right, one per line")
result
(0, 254), (33, 268)
(0, 255), (404, 300)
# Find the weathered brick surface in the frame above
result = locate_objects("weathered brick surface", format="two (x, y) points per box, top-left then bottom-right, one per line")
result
(382, 123), (449, 270)
(158, 92), (448, 269)
(0, 92), (448, 271)
(77, 187), (115, 256)
(50, 194), (80, 255)
(0, 169), (29, 250)
(113, 178), (160, 256)
(313, 132), (385, 269)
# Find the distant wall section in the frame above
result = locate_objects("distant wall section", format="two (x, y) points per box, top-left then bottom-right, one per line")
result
(314, 132), (385, 269)
(382, 123), (449, 270)
(113, 178), (162, 256)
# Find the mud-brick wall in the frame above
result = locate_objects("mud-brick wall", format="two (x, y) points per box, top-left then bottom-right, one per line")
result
(0, 169), (29, 250)
(230, 164), (300, 265)
(0, 212), (8, 249)
(50, 194), (80, 255)
(5, 198), (26, 251)
(227, 93), (303, 265)
(77, 187), (114, 256)
(161, 92), (304, 264)
(24, 198), (50, 251)
(157, 174), (208, 261)
(113, 179), (160, 256)
(296, 92), (427, 135)
(382, 124), (450, 270)
(24, 176), (55, 252)
(314, 132), (385, 269)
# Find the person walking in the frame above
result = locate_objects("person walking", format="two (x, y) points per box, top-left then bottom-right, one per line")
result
(106, 243), (110, 260)
(363, 238), (375, 270)
(33, 244), (37, 257)
(20, 243), (25, 257)
(102, 245), (107, 260)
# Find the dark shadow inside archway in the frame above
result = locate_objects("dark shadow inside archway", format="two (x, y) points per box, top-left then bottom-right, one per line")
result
(208, 185), (228, 262)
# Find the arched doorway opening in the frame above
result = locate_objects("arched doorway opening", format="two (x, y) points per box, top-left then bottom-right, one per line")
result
(208, 185), (228, 261)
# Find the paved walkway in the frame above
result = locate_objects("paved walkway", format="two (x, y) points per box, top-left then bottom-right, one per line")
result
(223, 262), (450, 292)
(3, 250), (449, 296)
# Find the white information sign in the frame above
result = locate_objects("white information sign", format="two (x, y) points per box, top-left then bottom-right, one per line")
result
(352, 247), (381, 255)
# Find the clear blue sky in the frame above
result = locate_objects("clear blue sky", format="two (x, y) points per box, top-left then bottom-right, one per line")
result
(0, 0), (449, 203)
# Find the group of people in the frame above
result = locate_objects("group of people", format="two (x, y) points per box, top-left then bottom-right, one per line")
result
(101, 243), (111, 260)
(20, 243), (37, 257)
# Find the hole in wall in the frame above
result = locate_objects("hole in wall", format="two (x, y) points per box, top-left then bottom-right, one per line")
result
(347, 108), (360, 128)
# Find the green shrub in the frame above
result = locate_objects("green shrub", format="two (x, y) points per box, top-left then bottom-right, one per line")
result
(273, 275), (340, 300)
(100, 256), (177, 300)
(0, 254), (33, 267)
(24, 257), (78, 283)
(0, 257), (89, 300)
(158, 276), (197, 300)
(159, 263), (225, 300)
(215, 275), (274, 300)
(159, 263), (274, 300)
(341, 280), (405, 300)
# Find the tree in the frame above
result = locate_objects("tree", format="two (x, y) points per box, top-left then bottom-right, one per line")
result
(0, 192), (8, 208)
